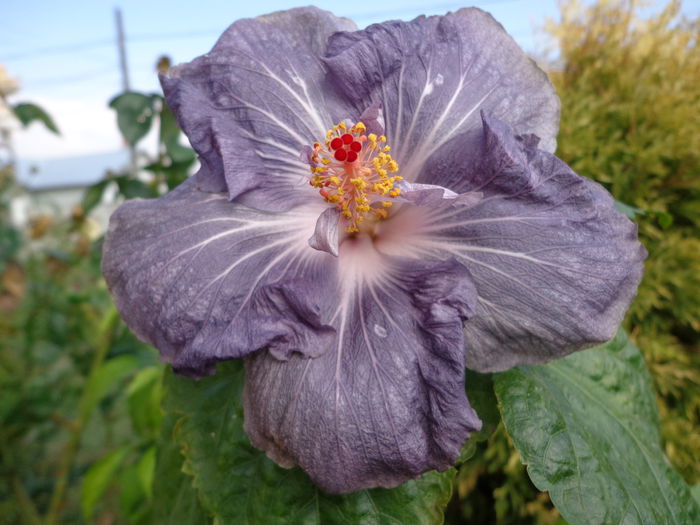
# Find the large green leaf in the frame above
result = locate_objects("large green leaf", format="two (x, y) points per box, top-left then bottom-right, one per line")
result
(495, 330), (700, 525)
(153, 412), (210, 525)
(161, 361), (455, 524)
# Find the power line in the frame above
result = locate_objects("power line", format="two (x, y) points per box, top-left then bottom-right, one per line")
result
(4, 1), (527, 63)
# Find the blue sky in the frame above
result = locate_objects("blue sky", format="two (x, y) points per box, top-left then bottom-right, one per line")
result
(3, 0), (700, 167)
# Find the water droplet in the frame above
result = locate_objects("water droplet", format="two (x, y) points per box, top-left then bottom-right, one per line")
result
(373, 324), (388, 338)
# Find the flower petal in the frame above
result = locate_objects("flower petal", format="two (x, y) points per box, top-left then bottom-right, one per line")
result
(323, 8), (560, 184)
(412, 114), (646, 371)
(102, 177), (335, 378)
(160, 7), (356, 211)
(243, 254), (482, 494)
(308, 207), (340, 257)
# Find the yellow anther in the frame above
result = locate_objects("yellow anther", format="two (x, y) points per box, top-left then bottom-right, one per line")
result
(382, 200), (393, 208)
(368, 133), (377, 143)
(354, 122), (366, 133)
(339, 122), (346, 130)
(322, 158), (331, 165)
(379, 135), (386, 143)
(388, 160), (398, 172)
(383, 146), (391, 152)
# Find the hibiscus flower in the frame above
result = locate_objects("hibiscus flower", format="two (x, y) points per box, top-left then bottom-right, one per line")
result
(102, 7), (645, 494)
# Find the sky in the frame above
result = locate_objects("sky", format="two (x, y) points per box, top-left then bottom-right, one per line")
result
(3, 0), (700, 172)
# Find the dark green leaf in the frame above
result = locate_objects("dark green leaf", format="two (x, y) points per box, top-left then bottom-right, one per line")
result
(81, 180), (109, 215)
(460, 370), (500, 461)
(495, 330), (700, 525)
(12, 102), (59, 134)
(109, 92), (156, 145)
(161, 361), (455, 524)
(0, 223), (21, 268)
(81, 446), (130, 519)
(112, 175), (156, 199)
(153, 412), (211, 525)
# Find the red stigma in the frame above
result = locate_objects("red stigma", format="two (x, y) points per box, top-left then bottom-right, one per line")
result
(350, 141), (362, 153)
(330, 137), (343, 150)
(346, 150), (358, 163)
(341, 133), (353, 145)
(334, 148), (348, 161)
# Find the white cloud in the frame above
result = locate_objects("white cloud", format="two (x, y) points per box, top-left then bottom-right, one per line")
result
(12, 94), (124, 159)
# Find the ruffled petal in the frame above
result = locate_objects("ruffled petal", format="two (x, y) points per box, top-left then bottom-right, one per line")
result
(323, 8), (560, 185)
(308, 207), (340, 256)
(160, 7), (356, 211)
(410, 114), (646, 371)
(243, 254), (481, 494)
(102, 177), (335, 378)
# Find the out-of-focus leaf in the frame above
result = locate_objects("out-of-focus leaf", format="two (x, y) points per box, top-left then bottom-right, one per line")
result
(127, 366), (163, 438)
(81, 355), (140, 420)
(0, 223), (21, 269)
(81, 446), (130, 519)
(109, 92), (156, 145)
(81, 180), (109, 215)
(114, 176), (155, 199)
(138, 446), (156, 501)
(159, 102), (196, 164)
(11, 102), (59, 134)
(161, 361), (454, 524)
(495, 330), (700, 525)
(460, 371), (500, 461)
(118, 461), (151, 525)
(153, 412), (210, 525)
(614, 200), (645, 220)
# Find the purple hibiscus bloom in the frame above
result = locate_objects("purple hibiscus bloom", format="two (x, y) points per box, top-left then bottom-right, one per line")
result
(102, 7), (645, 494)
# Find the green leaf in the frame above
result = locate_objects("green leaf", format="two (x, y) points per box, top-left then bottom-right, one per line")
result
(138, 446), (157, 501)
(494, 330), (700, 525)
(153, 412), (211, 525)
(161, 361), (454, 524)
(692, 484), (700, 506)
(11, 102), (59, 134)
(81, 355), (140, 420)
(127, 366), (163, 438)
(114, 175), (156, 199)
(614, 200), (645, 220)
(81, 180), (109, 215)
(109, 92), (156, 145)
(81, 446), (130, 519)
(460, 370), (500, 461)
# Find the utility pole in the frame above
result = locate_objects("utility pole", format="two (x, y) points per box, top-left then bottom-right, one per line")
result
(114, 7), (137, 176)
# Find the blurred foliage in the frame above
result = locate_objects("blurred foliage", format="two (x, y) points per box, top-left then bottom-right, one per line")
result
(82, 79), (197, 214)
(0, 55), (194, 523)
(0, 168), (162, 523)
